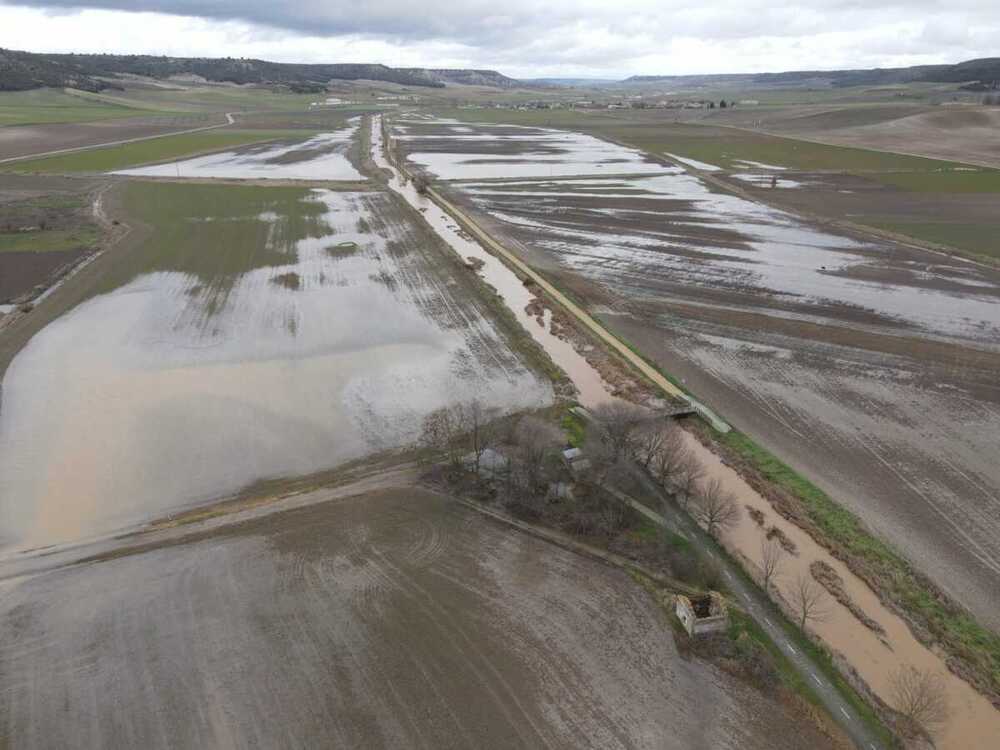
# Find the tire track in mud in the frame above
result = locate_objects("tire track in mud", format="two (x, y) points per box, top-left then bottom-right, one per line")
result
(329, 506), (551, 748)
(359, 191), (526, 383)
(364, 544), (557, 750)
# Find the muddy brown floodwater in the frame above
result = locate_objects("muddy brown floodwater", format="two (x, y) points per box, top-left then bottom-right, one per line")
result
(680, 432), (1000, 749)
(0, 181), (552, 552)
(0, 486), (840, 749)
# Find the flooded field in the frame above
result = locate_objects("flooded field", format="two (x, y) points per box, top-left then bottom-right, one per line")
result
(0, 485), (839, 750)
(433, 141), (1000, 633)
(114, 121), (362, 180)
(394, 118), (667, 180)
(0, 180), (551, 552)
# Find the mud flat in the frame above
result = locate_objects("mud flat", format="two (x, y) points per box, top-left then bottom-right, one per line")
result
(0, 180), (551, 552)
(114, 122), (362, 180)
(0, 485), (840, 750)
(439, 168), (1000, 635)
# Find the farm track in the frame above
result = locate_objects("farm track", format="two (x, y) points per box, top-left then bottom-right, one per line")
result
(0, 112), (238, 165)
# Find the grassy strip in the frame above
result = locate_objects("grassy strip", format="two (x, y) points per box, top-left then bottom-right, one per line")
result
(863, 219), (1000, 263)
(0, 227), (99, 252)
(560, 408), (586, 448)
(3, 129), (313, 174)
(717, 427), (1000, 704)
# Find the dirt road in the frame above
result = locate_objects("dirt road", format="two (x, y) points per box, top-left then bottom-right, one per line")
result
(0, 112), (237, 164)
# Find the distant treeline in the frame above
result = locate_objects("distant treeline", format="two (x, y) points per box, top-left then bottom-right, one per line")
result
(0, 49), (522, 92)
(626, 57), (1000, 89)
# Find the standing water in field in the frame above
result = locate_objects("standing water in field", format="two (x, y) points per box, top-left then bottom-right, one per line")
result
(0, 182), (551, 551)
(371, 116), (616, 406)
(113, 122), (363, 181)
(395, 118), (668, 180)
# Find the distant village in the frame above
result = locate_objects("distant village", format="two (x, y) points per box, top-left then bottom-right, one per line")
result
(459, 96), (756, 111)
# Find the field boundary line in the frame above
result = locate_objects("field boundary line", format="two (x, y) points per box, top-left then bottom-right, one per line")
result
(0, 111), (238, 165)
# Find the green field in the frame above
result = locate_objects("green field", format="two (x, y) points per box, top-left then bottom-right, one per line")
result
(873, 169), (1000, 193)
(0, 227), (99, 253)
(0, 88), (152, 126)
(112, 181), (327, 291)
(3, 129), (315, 174)
(867, 220), (1000, 261)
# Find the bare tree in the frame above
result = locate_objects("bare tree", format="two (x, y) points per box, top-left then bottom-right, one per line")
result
(420, 406), (461, 467)
(889, 666), (950, 737)
(511, 416), (563, 500)
(790, 573), (831, 631)
(649, 422), (690, 486)
(759, 537), (786, 593)
(413, 173), (431, 195)
(457, 399), (500, 476)
(633, 421), (668, 470)
(589, 401), (646, 462)
(692, 478), (741, 538)
(673, 453), (704, 510)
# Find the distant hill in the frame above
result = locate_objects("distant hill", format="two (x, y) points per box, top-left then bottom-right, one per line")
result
(525, 78), (619, 86)
(624, 57), (1000, 89)
(0, 49), (451, 92)
(400, 68), (523, 89)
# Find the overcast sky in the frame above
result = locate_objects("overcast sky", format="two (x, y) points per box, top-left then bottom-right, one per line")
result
(0, 1), (996, 79)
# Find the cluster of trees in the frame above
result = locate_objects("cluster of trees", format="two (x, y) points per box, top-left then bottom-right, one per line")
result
(582, 402), (741, 540)
(419, 400), (564, 511)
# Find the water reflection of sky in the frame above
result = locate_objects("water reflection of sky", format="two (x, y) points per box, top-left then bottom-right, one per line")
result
(399, 120), (668, 179)
(462, 175), (1000, 343)
(114, 124), (363, 180)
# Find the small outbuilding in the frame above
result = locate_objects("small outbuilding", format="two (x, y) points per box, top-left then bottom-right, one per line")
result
(675, 592), (728, 637)
(561, 447), (591, 476)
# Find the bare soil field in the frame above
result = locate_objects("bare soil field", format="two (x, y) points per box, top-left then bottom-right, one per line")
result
(707, 104), (1000, 169)
(0, 113), (221, 161)
(0, 484), (840, 749)
(437, 163), (1000, 633)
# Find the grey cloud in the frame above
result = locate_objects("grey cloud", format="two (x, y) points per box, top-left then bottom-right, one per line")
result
(1, 0), (997, 76)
